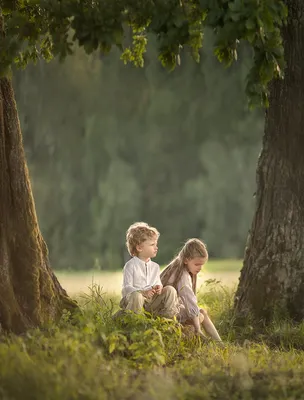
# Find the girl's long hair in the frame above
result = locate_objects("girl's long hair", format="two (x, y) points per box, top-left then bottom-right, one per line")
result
(160, 238), (208, 294)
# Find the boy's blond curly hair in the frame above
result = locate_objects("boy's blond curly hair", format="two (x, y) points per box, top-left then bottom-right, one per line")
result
(126, 222), (160, 256)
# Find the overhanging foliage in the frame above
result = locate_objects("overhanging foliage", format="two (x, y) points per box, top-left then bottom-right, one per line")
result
(0, 0), (287, 106)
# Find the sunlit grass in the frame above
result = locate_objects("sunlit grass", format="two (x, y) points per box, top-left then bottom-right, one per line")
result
(55, 259), (242, 274)
(55, 259), (242, 296)
(204, 258), (242, 272)
(1, 282), (304, 399)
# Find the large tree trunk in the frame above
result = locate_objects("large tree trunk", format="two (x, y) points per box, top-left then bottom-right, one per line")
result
(0, 76), (77, 333)
(235, 1), (304, 321)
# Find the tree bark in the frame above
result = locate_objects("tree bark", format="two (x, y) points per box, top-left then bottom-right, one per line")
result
(235, 1), (304, 321)
(0, 76), (78, 333)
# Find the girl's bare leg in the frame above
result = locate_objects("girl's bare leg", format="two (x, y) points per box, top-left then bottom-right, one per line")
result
(200, 309), (222, 341)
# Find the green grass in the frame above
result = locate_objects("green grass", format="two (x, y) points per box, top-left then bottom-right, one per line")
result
(204, 258), (242, 272)
(1, 282), (304, 399)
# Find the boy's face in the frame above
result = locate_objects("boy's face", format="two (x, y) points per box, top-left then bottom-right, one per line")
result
(136, 236), (158, 260)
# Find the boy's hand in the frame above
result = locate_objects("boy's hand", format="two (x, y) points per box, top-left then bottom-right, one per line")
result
(142, 289), (155, 299)
(153, 285), (163, 295)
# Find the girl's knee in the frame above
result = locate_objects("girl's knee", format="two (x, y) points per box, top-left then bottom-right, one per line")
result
(163, 285), (177, 297)
(200, 308), (208, 317)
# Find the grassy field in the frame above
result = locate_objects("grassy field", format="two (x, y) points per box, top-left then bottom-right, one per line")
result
(3, 259), (303, 399)
(1, 281), (304, 400)
(56, 259), (242, 296)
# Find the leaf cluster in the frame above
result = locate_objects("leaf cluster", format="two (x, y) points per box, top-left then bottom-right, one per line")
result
(1, 0), (288, 105)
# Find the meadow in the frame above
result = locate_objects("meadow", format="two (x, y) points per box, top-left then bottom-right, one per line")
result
(56, 259), (242, 297)
(1, 260), (304, 400)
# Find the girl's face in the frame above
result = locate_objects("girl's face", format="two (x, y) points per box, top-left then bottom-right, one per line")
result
(185, 257), (206, 275)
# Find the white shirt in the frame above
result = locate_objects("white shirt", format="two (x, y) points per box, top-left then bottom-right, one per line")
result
(122, 256), (162, 297)
(168, 269), (200, 321)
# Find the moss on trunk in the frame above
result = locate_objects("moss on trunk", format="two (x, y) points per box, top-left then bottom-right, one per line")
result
(0, 77), (78, 334)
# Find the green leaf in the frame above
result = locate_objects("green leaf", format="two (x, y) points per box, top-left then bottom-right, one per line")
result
(245, 19), (255, 30)
(109, 342), (116, 354)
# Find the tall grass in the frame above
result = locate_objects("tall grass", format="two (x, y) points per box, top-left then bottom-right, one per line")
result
(1, 283), (304, 399)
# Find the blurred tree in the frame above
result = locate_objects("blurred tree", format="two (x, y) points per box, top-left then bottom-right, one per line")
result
(15, 37), (262, 268)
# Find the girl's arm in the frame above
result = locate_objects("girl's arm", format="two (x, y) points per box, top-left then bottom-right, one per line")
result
(192, 315), (201, 333)
(183, 288), (209, 339)
(177, 274), (201, 331)
(178, 274), (222, 342)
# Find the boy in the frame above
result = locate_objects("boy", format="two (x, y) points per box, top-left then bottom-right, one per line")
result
(120, 222), (179, 318)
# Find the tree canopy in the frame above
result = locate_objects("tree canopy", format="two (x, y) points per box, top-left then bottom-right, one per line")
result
(1, 0), (287, 106)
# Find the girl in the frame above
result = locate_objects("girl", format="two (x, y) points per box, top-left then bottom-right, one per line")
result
(160, 238), (222, 342)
